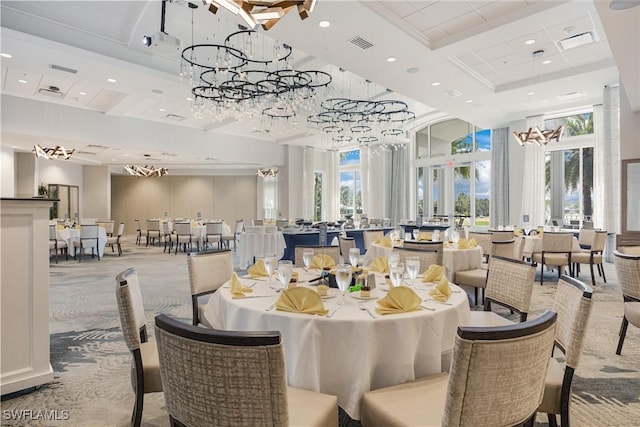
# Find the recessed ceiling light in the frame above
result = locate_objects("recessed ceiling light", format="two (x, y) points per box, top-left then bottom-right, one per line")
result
(465, 99), (473, 103)
(186, 97), (194, 101)
(159, 108), (166, 112)
(386, 57), (397, 63)
(318, 20), (330, 28)
(528, 91), (535, 96)
(406, 67), (420, 74)
(525, 39), (536, 45)
(18, 79), (27, 84)
(0, 53), (12, 58)
(79, 91), (87, 95)
(542, 59), (552, 65)
(431, 82), (441, 86)
(107, 78), (116, 83)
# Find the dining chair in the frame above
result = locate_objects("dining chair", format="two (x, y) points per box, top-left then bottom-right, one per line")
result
(532, 232), (574, 285)
(454, 240), (517, 306)
(363, 230), (384, 249)
(402, 240), (444, 265)
(221, 219), (243, 251)
(154, 313), (339, 427)
(294, 245), (340, 268)
(467, 255), (536, 326)
(105, 222), (125, 256)
(617, 245), (640, 256)
(393, 247), (439, 274)
(49, 224), (68, 263)
(187, 249), (233, 327)
(537, 275), (593, 427)
(174, 222), (195, 254)
(104, 220), (115, 237)
(276, 219), (289, 230)
(578, 228), (596, 250)
(204, 222), (223, 250)
(338, 236), (356, 258)
(74, 224), (100, 262)
(115, 268), (163, 427)
(612, 251), (640, 355)
(360, 310), (558, 427)
(572, 230), (607, 287)
(134, 219), (145, 246)
(162, 221), (173, 253)
(468, 231), (492, 262)
(145, 220), (161, 247)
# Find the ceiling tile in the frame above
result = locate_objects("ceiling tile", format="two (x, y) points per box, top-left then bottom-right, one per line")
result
(379, 1), (421, 18)
(455, 52), (485, 67)
(474, 43), (517, 61)
(468, 1), (497, 10)
(4, 68), (40, 94)
(486, 52), (524, 71)
(474, 0), (530, 21)
(421, 26), (450, 42)
(408, 1), (439, 13)
(438, 11), (487, 36)
(419, 1), (475, 24)
(403, 10), (436, 32)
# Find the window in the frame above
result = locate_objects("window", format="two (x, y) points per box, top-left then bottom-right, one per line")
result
(544, 112), (593, 137)
(339, 149), (361, 217)
(314, 172), (323, 221)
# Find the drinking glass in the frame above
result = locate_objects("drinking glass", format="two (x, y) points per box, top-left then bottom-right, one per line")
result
(348, 247), (360, 267)
(335, 264), (353, 303)
(432, 230), (440, 242)
(277, 260), (293, 290)
(388, 252), (400, 268)
(412, 229), (420, 240)
(405, 257), (420, 282)
(263, 254), (277, 286)
(452, 230), (460, 248)
(302, 248), (314, 270)
(390, 263), (405, 288)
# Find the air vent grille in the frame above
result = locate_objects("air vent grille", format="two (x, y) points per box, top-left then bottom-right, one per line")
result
(445, 89), (463, 98)
(348, 36), (373, 50)
(49, 63), (78, 74)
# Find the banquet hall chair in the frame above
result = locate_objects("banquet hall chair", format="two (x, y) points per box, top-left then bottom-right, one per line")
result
(154, 313), (339, 427)
(276, 219), (290, 230)
(572, 230), (607, 287)
(578, 228), (596, 250)
(532, 232), (574, 285)
(468, 231), (492, 262)
(252, 218), (264, 226)
(294, 245), (340, 268)
(187, 249), (232, 327)
(74, 224), (100, 262)
(145, 220), (161, 247)
(612, 251), (640, 355)
(49, 224), (68, 263)
(174, 222), (196, 254)
(537, 275), (593, 427)
(361, 310), (558, 427)
(467, 255), (536, 326)
(134, 219), (145, 246)
(338, 236), (356, 258)
(221, 219), (243, 251)
(491, 230), (515, 242)
(115, 268), (163, 427)
(204, 222), (223, 250)
(106, 222), (125, 256)
(402, 240), (444, 265)
(363, 229), (384, 249)
(162, 221), (173, 253)
(394, 247), (438, 274)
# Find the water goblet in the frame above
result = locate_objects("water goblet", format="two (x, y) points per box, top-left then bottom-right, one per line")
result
(348, 247), (360, 267)
(388, 252), (400, 269)
(277, 260), (293, 291)
(452, 231), (460, 248)
(405, 257), (420, 283)
(389, 263), (405, 288)
(302, 248), (314, 271)
(412, 229), (420, 240)
(335, 264), (353, 303)
(263, 254), (277, 287)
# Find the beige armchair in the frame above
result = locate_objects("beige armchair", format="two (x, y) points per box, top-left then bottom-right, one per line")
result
(187, 249), (233, 327)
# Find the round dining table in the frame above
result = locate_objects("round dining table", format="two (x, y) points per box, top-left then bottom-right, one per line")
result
(204, 269), (470, 420)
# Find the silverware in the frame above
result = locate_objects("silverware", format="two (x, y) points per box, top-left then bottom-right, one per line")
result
(423, 299), (453, 305)
(419, 305), (436, 311)
(265, 302), (276, 311)
(327, 301), (343, 318)
(358, 303), (377, 318)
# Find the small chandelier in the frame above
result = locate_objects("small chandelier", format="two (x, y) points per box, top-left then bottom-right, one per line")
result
(512, 125), (564, 146)
(33, 144), (75, 160)
(125, 165), (169, 177)
(204, 0), (316, 30)
(257, 168), (278, 178)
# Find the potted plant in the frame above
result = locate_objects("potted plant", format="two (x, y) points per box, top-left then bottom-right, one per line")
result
(38, 183), (49, 197)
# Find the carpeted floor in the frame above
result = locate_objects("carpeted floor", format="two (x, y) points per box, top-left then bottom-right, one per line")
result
(1, 236), (639, 426)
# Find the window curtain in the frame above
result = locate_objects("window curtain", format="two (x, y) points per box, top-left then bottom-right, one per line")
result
(490, 127), (509, 227)
(301, 147), (315, 220)
(519, 115), (546, 227)
(389, 147), (408, 225)
(593, 86), (620, 233)
(324, 150), (340, 221)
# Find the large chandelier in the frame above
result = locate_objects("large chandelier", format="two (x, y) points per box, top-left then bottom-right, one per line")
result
(204, 0), (316, 30)
(125, 165), (169, 177)
(512, 125), (563, 146)
(33, 144), (75, 160)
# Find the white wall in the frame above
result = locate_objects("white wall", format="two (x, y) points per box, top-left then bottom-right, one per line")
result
(620, 83), (640, 160)
(1, 146), (15, 198)
(83, 166), (110, 219)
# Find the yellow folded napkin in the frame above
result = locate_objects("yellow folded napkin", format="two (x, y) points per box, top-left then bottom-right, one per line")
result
(429, 276), (451, 302)
(457, 238), (470, 249)
(56, 224), (64, 230)
(375, 286), (421, 315)
(276, 287), (328, 316)
(417, 232), (432, 241)
(514, 229), (523, 237)
(423, 264), (445, 282)
(468, 238), (477, 247)
(310, 254), (335, 269)
(247, 259), (270, 278)
(537, 228), (544, 238)
(369, 257), (389, 274)
(375, 237), (393, 248)
(230, 273), (253, 298)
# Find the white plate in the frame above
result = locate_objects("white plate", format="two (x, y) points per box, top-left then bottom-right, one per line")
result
(350, 291), (376, 300)
(315, 288), (337, 299)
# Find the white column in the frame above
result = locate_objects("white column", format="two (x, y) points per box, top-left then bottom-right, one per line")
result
(519, 115), (546, 227)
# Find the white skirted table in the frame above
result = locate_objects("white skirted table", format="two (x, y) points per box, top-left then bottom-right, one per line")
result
(56, 227), (107, 257)
(237, 231), (286, 268)
(204, 270), (470, 420)
(521, 235), (582, 259)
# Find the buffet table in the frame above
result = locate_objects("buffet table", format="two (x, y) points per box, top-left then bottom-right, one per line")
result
(204, 271), (470, 420)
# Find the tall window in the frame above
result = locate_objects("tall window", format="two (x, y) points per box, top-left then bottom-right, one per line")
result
(339, 149), (361, 217)
(314, 172), (323, 221)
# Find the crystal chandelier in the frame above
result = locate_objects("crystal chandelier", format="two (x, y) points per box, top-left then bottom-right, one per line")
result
(33, 144), (75, 160)
(125, 165), (169, 177)
(256, 168), (279, 177)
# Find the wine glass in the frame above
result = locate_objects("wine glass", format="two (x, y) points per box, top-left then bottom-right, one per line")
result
(390, 262), (405, 288)
(388, 252), (400, 269)
(335, 264), (353, 303)
(263, 254), (277, 287)
(405, 257), (420, 284)
(432, 230), (440, 242)
(277, 260), (293, 291)
(452, 230), (460, 248)
(302, 248), (314, 271)
(348, 247), (360, 267)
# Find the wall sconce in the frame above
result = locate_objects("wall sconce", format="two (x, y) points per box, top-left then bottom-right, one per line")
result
(125, 165), (169, 177)
(33, 144), (75, 160)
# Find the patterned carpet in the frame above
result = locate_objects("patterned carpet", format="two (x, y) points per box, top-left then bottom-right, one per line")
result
(1, 236), (639, 426)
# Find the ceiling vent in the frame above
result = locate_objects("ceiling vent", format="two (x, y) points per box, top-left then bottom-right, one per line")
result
(445, 89), (463, 98)
(37, 85), (64, 99)
(558, 31), (595, 50)
(557, 91), (585, 101)
(348, 36), (374, 50)
(49, 63), (77, 74)
(164, 114), (185, 121)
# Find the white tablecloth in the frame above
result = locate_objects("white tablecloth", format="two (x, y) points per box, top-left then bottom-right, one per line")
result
(238, 231), (286, 268)
(522, 236), (581, 259)
(363, 242), (483, 281)
(204, 270), (470, 419)
(56, 227), (107, 257)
